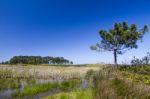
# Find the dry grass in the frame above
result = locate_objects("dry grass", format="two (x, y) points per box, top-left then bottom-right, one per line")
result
(92, 67), (150, 99)
(0, 65), (101, 79)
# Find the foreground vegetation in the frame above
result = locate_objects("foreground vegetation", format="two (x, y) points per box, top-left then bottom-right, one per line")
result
(43, 65), (150, 99)
(0, 64), (101, 99)
(43, 89), (92, 99)
(92, 66), (150, 99)
(0, 64), (150, 99)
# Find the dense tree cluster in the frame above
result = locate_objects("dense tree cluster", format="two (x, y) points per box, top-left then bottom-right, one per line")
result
(2, 56), (73, 65)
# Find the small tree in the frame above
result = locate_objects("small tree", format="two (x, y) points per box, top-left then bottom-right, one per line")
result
(90, 22), (148, 66)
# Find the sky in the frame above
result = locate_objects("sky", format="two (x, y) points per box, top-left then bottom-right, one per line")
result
(0, 0), (150, 64)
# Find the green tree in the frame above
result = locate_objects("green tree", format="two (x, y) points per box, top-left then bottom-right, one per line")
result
(9, 56), (71, 65)
(90, 22), (148, 66)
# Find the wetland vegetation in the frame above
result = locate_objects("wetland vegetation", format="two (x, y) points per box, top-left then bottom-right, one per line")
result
(1, 63), (150, 99)
(0, 64), (100, 99)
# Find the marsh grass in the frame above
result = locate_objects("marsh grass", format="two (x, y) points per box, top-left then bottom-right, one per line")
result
(12, 82), (60, 97)
(0, 78), (20, 90)
(12, 79), (82, 98)
(118, 65), (150, 85)
(118, 65), (150, 75)
(0, 69), (14, 78)
(60, 79), (82, 91)
(42, 88), (92, 99)
(0, 65), (100, 79)
(0, 65), (98, 99)
(111, 78), (130, 96)
(1, 65), (150, 99)
(92, 66), (150, 99)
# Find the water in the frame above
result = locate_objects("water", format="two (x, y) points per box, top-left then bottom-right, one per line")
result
(0, 78), (87, 99)
(82, 79), (87, 90)
(0, 89), (15, 99)
(32, 89), (61, 99)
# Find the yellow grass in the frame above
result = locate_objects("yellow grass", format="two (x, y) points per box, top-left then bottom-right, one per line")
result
(0, 65), (102, 79)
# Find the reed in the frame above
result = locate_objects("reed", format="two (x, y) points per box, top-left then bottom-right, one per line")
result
(42, 88), (92, 99)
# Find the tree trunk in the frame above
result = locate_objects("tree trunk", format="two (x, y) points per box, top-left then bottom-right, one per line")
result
(114, 49), (117, 66)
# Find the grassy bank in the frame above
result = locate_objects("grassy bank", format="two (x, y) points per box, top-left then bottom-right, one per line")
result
(92, 66), (150, 99)
(43, 89), (92, 99)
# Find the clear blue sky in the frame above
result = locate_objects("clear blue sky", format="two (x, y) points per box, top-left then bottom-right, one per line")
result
(0, 0), (150, 64)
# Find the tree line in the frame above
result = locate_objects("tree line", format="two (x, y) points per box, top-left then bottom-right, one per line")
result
(1, 56), (73, 65)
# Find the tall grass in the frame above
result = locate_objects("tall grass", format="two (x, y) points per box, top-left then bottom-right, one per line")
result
(60, 79), (82, 91)
(92, 66), (150, 99)
(42, 89), (92, 99)
(0, 65), (100, 79)
(0, 78), (20, 90)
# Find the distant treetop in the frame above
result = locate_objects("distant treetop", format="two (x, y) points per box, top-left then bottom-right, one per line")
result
(3, 56), (73, 65)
